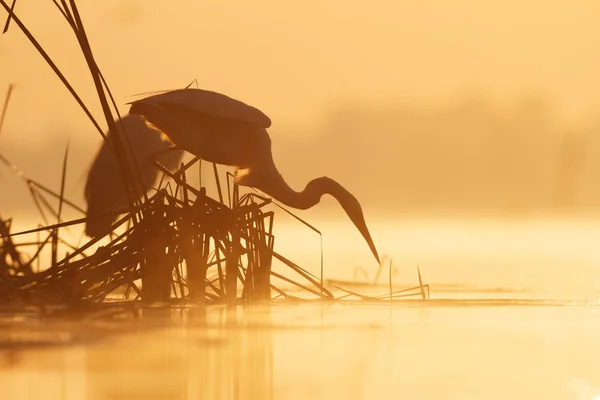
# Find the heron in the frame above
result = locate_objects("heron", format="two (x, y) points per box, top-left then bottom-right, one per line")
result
(128, 88), (381, 264)
(84, 114), (185, 238)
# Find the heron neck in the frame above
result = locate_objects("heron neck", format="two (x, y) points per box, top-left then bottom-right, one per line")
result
(253, 169), (319, 210)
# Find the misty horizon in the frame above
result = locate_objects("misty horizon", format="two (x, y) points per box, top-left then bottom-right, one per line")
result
(2, 92), (600, 222)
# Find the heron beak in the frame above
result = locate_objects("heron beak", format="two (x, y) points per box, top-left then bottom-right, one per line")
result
(336, 189), (381, 265)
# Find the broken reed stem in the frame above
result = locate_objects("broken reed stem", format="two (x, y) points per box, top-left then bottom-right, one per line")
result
(225, 182), (240, 302)
(1, 0), (15, 33)
(0, 83), (13, 134)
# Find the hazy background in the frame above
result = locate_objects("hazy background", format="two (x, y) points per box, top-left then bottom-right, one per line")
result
(1, 0), (600, 221)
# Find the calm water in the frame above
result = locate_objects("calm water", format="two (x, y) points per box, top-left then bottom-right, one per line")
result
(2, 217), (600, 399)
(10, 216), (600, 297)
(1, 303), (600, 400)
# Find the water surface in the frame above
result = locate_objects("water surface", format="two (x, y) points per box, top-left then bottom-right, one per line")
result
(2, 217), (600, 399)
(1, 302), (600, 400)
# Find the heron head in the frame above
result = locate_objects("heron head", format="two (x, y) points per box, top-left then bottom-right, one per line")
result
(308, 177), (381, 265)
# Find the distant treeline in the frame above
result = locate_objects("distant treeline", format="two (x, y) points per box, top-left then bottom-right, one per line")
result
(272, 95), (600, 215)
(3, 94), (600, 218)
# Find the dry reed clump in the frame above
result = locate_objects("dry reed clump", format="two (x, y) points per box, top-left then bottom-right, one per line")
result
(0, 154), (342, 307)
(0, 0), (429, 311)
(0, 157), (430, 308)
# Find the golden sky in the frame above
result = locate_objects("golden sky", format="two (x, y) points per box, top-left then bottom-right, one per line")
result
(1, 0), (600, 138)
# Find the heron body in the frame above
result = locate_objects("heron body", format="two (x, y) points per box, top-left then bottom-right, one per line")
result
(84, 114), (185, 238)
(135, 101), (271, 169)
(128, 88), (381, 264)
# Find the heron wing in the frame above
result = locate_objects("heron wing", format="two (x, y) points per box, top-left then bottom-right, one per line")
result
(128, 88), (272, 129)
(129, 99), (273, 168)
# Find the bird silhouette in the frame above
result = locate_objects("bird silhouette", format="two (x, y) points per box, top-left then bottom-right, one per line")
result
(128, 88), (380, 264)
(84, 114), (185, 238)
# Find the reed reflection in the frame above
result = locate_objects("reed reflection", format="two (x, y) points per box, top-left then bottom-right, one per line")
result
(0, 305), (274, 400)
(0, 344), (87, 400)
(97, 305), (274, 400)
(198, 305), (274, 400)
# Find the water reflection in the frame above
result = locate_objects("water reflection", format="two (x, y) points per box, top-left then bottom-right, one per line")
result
(2, 303), (600, 399)
(0, 305), (275, 400)
(0, 345), (87, 399)
(184, 305), (274, 400)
